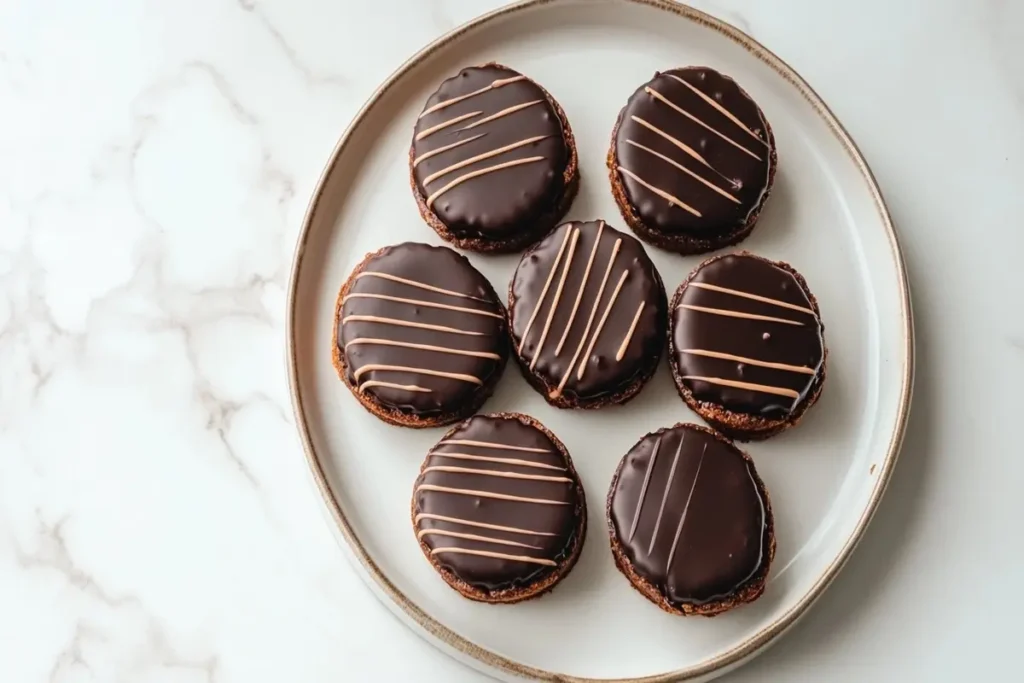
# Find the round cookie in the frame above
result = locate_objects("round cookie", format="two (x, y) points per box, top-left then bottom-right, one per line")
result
(411, 413), (587, 604)
(669, 251), (826, 440)
(332, 242), (508, 428)
(608, 66), (777, 255)
(507, 220), (667, 409)
(410, 63), (579, 253)
(607, 423), (775, 617)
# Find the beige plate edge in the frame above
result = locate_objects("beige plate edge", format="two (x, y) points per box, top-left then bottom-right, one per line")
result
(284, 0), (916, 680)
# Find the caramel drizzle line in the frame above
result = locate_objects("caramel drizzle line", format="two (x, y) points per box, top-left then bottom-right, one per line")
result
(422, 465), (572, 483)
(518, 227), (573, 353)
(627, 435), (661, 543)
(418, 75), (527, 118)
(645, 86), (761, 160)
(630, 115), (712, 168)
(577, 270), (629, 381)
(342, 292), (503, 319)
(616, 167), (701, 217)
(688, 281), (816, 315)
(666, 73), (765, 143)
(422, 135), (550, 186)
(615, 302), (645, 362)
(530, 227), (580, 370)
(555, 221), (604, 356)
(354, 271), (491, 302)
(414, 513), (558, 537)
(428, 452), (566, 472)
(683, 375), (800, 399)
(666, 443), (706, 571)
(417, 529), (542, 550)
(345, 338), (501, 360)
(345, 275), (499, 396)
(626, 140), (739, 203)
(341, 315), (485, 337)
(554, 238), (621, 395)
(415, 110), (482, 141)
(359, 380), (431, 393)
(630, 115), (739, 189)
(426, 157), (545, 209)
(430, 547), (556, 567)
(677, 303), (803, 326)
(354, 364), (482, 385)
(416, 484), (569, 506)
(648, 434), (684, 555)
(460, 100), (543, 131)
(412, 134), (485, 168)
(681, 349), (815, 375)
(436, 439), (550, 453)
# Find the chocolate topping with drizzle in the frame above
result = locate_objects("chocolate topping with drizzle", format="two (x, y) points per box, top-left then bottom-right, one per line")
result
(336, 242), (506, 417)
(614, 67), (773, 240)
(413, 413), (584, 591)
(608, 423), (771, 607)
(411, 64), (570, 241)
(671, 253), (825, 418)
(508, 220), (666, 405)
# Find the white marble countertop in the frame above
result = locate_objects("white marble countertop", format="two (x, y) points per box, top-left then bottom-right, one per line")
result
(2, 0), (1022, 681)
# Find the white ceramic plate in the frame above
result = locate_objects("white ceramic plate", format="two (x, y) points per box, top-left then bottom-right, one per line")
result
(286, 1), (914, 680)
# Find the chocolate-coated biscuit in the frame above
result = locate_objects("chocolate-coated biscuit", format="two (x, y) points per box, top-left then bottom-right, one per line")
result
(410, 63), (579, 253)
(607, 422), (775, 616)
(669, 251), (826, 440)
(332, 242), (508, 428)
(608, 66), (776, 254)
(508, 220), (667, 409)
(411, 413), (586, 603)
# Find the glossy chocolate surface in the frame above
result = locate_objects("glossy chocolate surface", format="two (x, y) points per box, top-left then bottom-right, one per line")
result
(672, 253), (824, 418)
(614, 67), (773, 238)
(509, 220), (666, 403)
(609, 424), (767, 606)
(413, 414), (582, 591)
(337, 243), (506, 416)
(411, 64), (569, 240)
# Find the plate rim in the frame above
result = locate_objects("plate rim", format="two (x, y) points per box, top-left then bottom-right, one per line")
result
(284, 0), (916, 680)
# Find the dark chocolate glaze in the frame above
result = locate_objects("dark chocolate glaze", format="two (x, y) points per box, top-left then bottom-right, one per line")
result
(411, 64), (569, 241)
(672, 253), (824, 418)
(509, 220), (666, 403)
(337, 243), (506, 417)
(608, 424), (767, 606)
(413, 414), (583, 591)
(614, 67), (773, 239)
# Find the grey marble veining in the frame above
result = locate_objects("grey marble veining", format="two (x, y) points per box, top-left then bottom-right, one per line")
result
(1, 0), (1021, 681)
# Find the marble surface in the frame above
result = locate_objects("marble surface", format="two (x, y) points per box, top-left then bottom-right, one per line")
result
(1, 0), (1021, 681)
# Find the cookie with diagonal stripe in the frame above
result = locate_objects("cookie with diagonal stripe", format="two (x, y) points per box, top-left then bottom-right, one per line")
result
(332, 242), (508, 428)
(607, 423), (774, 616)
(507, 219), (667, 409)
(608, 66), (776, 254)
(411, 413), (586, 603)
(669, 251), (827, 440)
(410, 63), (579, 253)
